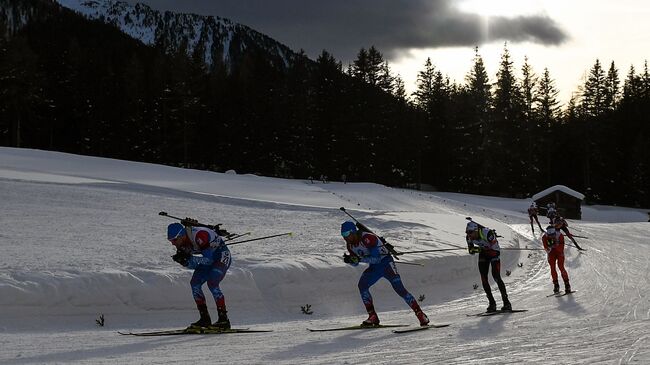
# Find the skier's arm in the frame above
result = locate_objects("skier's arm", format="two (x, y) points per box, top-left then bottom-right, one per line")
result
(542, 236), (550, 252)
(466, 236), (478, 254)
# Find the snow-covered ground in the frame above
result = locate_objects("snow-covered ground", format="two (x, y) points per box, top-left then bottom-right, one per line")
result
(0, 147), (648, 364)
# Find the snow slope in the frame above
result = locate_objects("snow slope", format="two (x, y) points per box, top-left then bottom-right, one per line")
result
(0, 147), (648, 364)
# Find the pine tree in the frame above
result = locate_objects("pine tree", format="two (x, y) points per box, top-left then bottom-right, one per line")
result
(582, 59), (607, 118)
(603, 61), (620, 111)
(520, 57), (544, 191)
(536, 68), (562, 185)
(491, 44), (525, 193)
(455, 47), (492, 192)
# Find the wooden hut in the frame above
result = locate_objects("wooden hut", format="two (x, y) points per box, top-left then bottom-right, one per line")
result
(532, 185), (584, 220)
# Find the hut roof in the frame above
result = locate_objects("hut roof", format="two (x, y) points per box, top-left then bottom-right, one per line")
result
(532, 185), (585, 201)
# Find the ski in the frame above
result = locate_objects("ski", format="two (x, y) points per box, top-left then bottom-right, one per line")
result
(392, 323), (450, 334)
(546, 290), (577, 297)
(118, 327), (272, 336)
(307, 324), (408, 332)
(466, 309), (528, 317)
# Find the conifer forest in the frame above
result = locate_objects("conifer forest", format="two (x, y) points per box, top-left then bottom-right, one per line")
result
(1, 1), (649, 208)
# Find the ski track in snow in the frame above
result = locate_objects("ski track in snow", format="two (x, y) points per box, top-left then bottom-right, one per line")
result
(0, 148), (649, 364)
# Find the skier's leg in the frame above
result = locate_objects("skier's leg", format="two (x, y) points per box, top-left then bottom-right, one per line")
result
(383, 260), (417, 308)
(490, 259), (510, 306)
(548, 252), (559, 283)
(190, 267), (209, 306)
(478, 259), (496, 308)
(189, 267), (212, 326)
(206, 267), (228, 311)
(358, 265), (383, 315)
(383, 260), (429, 325)
(207, 252), (232, 328)
(557, 252), (570, 284)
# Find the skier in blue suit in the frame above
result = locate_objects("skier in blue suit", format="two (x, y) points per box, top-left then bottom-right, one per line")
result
(168, 222), (232, 329)
(341, 221), (429, 327)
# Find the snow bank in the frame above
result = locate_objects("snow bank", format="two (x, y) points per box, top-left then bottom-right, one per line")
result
(0, 251), (524, 322)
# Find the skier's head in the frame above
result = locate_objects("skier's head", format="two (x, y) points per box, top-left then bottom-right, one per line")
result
(465, 221), (479, 235)
(167, 223), (186, 245)
(546, 226), (556, 236)
(341, 221), (357, 238)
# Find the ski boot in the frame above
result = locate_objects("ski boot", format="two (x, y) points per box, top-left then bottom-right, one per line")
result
(189, 304), (212, 328)
(486, 301), (497, 313)
(361, 312), (380, 327)
(501, 301), (512, 312)
(212, 309), (231, 330)
(553, 281), (560, 294)
(564, 282), (572, 294)
(415, 310), (430, 326)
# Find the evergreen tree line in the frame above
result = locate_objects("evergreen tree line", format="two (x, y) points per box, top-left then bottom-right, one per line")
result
(1, 6), (648, 207)
(413, 46), (650, 208)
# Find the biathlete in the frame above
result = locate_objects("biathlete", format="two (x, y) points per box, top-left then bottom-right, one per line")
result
(168, 222), (232, 329)
(542, 226), (572, 293)
(341, 221), (429, 327)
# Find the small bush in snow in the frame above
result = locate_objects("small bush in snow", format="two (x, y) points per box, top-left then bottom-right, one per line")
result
(473, 283), (479, 290)
(301, 304), (313, 315)
(96, 314), (105, 327)
(418, 294), (425, 302)
(505, 270), (512, 276)
(518, 263), (524, 268)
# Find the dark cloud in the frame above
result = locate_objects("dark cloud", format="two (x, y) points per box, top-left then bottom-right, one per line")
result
(126, 0), (568, 62)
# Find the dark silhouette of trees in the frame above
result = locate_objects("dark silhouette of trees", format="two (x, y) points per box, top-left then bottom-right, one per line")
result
(1, 3), (649, 207)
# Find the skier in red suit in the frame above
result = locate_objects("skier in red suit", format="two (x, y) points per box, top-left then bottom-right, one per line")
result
(542, 226), (571, 294)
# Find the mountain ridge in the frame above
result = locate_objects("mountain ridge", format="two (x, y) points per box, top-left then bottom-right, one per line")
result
(55, 0), (302, 70)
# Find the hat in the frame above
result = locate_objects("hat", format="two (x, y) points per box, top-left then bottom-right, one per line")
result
(341, 221), (357, 236)
(167, 223), (185, 240)
(466, 221), (479, 233)
(546, 226), (556, 236)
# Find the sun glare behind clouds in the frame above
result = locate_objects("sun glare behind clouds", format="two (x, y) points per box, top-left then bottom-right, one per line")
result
(457, 0), (544, 17)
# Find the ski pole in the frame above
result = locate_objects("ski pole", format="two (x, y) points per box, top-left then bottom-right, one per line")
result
(224, 232), (251, 242)
(342, 254), (424, 266)
(340, 207), (401, 260)
(500, 247), (546, 251)
(226, 232), (293, 246)
(395, 261), (424, 267)
(394, 248), (466, 255)
(570, 235), (588, 239)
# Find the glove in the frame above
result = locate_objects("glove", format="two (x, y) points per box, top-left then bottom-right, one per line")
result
(343, 254), (360, 266)
(172, 250), (190, 267)
(468, 246), (481, 255)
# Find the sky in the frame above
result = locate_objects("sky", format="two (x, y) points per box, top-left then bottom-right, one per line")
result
(125, 0), (650, 105)
(1, 146), (648, 363)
